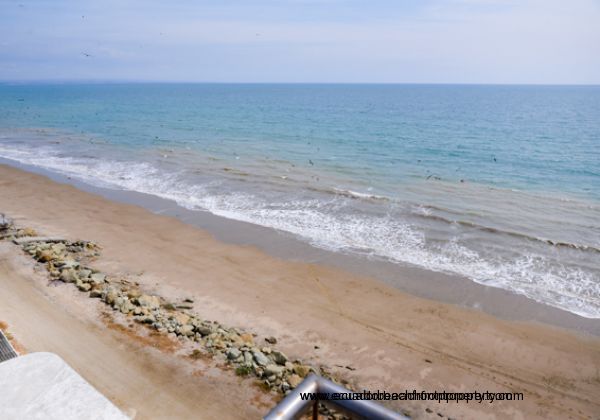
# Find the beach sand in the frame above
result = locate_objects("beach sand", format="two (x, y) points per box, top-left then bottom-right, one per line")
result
(0, 163), (599, 420)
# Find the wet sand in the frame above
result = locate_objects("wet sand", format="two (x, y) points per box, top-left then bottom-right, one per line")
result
(1, 163), (599, 420)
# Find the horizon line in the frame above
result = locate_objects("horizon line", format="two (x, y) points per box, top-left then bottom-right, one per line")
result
(1, 80), (599, 87)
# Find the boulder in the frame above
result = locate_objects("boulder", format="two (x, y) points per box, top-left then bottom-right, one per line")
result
(89, 273), (106, 284)
(89, 289), (103, 298)
(136, 294), (160, 309)
(287, 374), (303, 388)
(173, 313), (190, 326)
(195, 325), (212, 336)
(77, 269), (92, 279)
(265, 336), (277, 344)
(253, 351), (270, 367)
(59, 268), (79, 283)
(36, 249), (54, 263)
(16, 227), (37, 237)
(264, 364), (285, 377)
(50, 242), (66, 255)
(227, 348), (242, 360)
(76, 281), (91, 292)
(293, 364), (312, 378)
(240, 333), (254, 345)
(243, 351), (253, 366)
(178, 324), (194, 337)
(57, 258), (79, 269)
(118, 299), (135, 314)
(138, 314), (156, 324)
(102, 286), (120, 305)
(271, 350), (288, 365)
(127, 289), (142, 299)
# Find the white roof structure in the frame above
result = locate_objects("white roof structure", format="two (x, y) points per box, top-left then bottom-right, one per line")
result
(0, 352), (128, 420)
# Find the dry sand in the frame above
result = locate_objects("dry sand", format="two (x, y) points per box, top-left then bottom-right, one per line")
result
(1, 163), (599, 420)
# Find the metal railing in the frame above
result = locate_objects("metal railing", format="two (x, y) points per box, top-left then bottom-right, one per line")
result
(0, 330), (18, 363)
(264, 373), (408, 420)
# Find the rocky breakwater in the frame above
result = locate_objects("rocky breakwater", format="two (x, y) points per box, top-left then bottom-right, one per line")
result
(0, 215), (367, 419)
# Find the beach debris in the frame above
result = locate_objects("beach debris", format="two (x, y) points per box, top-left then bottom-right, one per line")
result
(0, 213), (13, 232)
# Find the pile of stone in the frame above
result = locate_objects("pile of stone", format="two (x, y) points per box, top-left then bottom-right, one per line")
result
(96, 282), (321, 395)
(0, 220), (348, 399)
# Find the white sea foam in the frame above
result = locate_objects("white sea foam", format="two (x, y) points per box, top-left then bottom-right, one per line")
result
(1, 144), (599, 318)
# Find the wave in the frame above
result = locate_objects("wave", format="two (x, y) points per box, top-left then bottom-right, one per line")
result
(0, 143), (599, 318)
(409, 208), (600, 254)
(305, 185), (391, 202)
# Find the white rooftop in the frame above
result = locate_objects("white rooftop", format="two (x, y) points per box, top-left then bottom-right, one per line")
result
(0, 352), (128, 420)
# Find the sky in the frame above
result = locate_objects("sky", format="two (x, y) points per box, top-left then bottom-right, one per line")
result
(1, 0), (599, 84)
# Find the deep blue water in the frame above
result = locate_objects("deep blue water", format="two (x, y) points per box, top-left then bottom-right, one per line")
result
(0, 83), (599, 317)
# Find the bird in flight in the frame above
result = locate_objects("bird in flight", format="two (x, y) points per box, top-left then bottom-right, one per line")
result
(81, 52), (92, 57)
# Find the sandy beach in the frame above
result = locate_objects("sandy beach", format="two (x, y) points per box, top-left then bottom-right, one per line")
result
(1, 162), (599, 420)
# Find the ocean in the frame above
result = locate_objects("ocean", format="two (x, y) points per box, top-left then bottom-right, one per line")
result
(0, 83), (598, 318)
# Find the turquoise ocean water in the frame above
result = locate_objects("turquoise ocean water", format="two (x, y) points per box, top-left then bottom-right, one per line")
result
(0, 83), (598, 317)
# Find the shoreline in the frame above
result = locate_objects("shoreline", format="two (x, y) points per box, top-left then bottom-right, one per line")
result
(1, 162), (600, 419)
(1, 157), (598, 336)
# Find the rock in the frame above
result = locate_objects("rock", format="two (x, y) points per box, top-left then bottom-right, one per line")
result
(240, 333), (254, 345)
(59, 268), (79, 283)
(293, 364), (312, 378)
(119, 299), (135, 314)
(176, 302), (194, 310)
(265, 336), (277, 344)
(271, 350), (288, 365)
(178, 324), (195, 337)
(173, 313), (190, 325)
(17, 227), (37, 237)
(139, 314), (156, 324)
(36, 249), (54, 262)
(50, 242), (66, 255)
(243, 351), (253, 366)
(195, 325), (212, 336)
(113, 296), (125, 308)
(261, 347), (272, 355)
(89, 273), (106, 284)
(76, 280), (91, 292)
(89, 289), (103, 298)
(162, 302), (176, 311)
(127, 289), (142, 299)
(227, 348), (242, 360)
(213, 339), (226, 350)
(264, 364), (285, 377)
(77, 268), (92, 279)
(102, 286), (120, 305)
(136, 294), (161, 309)
(253, 351), (270, 367)
(287, 374), (303, 388)
(56, 258), (79, 269)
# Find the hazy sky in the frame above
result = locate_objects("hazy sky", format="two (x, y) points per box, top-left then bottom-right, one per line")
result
(1, 0), (599, 83)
